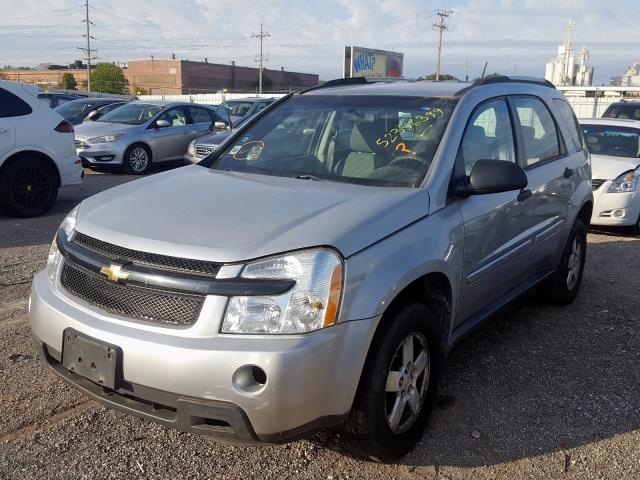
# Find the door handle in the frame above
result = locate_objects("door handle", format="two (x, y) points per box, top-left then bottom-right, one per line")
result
(564, 167), (574, 178)
(517, 189), (532, 202)
(0, 128), (8, 135)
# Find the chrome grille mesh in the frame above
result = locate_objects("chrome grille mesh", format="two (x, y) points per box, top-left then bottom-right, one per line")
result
(60, 260), (204, 327)
(73, 232), (220, 277)
(195, 145), (217, 158)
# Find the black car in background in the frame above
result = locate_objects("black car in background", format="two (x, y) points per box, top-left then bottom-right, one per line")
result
(602, 101), (640, 120)
(37, 92), (85, 108)
(220, 97), (275, 124)
(55, 98), (129, 125)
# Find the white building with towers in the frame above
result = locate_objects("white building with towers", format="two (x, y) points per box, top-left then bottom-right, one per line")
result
(545, 20), (594, 87)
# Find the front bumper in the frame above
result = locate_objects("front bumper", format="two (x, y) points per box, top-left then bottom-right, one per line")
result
(76, 141), (126, 167)
(29, 270), (378, 443)
(591, 183), (640, 226)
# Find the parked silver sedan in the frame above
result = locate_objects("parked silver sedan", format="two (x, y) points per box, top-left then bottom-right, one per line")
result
(74, 101), (230, 174)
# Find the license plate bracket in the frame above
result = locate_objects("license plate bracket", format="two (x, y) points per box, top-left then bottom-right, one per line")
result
(62, 328), (121, 390)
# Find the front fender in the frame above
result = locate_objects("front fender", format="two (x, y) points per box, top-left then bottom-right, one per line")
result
(340, 203), (464, 325)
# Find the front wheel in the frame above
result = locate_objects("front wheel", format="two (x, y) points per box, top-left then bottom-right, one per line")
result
(123, 144), (151, 174)
(538, 218), (587, 305)
(342, 303), (440, 462)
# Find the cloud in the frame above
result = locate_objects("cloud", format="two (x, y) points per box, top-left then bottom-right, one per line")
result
(1, 0), (638, 83)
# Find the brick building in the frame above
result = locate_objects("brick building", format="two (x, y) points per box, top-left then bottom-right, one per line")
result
(0, 68), (88, 89)
(125, 59), (318, 95)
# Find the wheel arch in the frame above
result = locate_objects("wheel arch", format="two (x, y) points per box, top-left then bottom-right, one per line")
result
(0, 150), (61, 188)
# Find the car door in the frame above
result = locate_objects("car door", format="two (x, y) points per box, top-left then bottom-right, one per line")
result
(510, 96), (577, 273)
(455, 97), (534, 325)
(150, 106), (189, 162)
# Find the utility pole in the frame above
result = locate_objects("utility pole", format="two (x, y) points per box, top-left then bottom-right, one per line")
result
(433, 10), (454, 81)
(77, 0), (96, 92)
(251, 23), (270, 94)
(464, 57), (469, 82)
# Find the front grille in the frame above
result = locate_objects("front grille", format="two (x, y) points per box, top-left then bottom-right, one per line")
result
(195, 144), (217, 158)
(60, 260), (204, 327)
(73, 232), (221, 277)
(592, 179), (606, 191)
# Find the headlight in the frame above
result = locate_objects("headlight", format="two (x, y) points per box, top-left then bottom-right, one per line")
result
(88, 134), (124, 144)
(47, 206), (79, 282)
(607, 167), (640, 193)
(187, 140), (196, 155)
(222, 249), (343, 334)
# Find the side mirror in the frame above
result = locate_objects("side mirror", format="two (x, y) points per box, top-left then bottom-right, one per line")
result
(214, 121), (228, 130)
(84, 110), (99, 121)
(155, 119), (171, 128)
(457, 160), (527, 196)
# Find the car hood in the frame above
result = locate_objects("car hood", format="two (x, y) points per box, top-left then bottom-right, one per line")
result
(195, 131), (231, 146)
(75, 165), (430, 263)
(591, 154), (640, 180)
(74, 121), (139, 140)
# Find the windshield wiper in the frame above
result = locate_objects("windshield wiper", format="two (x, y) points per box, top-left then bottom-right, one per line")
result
(295, 174), (322, 181)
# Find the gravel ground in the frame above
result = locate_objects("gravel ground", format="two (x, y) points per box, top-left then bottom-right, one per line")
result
(1, 170), (639, 479)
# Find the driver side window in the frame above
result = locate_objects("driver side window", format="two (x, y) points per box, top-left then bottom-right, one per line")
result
(461, 99), (516, 175)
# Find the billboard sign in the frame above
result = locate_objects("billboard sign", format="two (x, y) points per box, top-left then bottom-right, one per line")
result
(343, 46), (404, 78)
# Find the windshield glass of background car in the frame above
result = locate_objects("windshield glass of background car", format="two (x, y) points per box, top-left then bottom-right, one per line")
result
(222, 101), (254, 117)
(582, 124), (640, 158)
(604, 104), (640, 120)
(55, 101), (89, 118)
(97, 103), (163, 125)
(209, 95), (458, 187)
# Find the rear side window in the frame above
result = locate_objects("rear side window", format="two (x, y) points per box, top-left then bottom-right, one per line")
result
(553, 98), (585, 152)
(461, 98), (516, 175)
(188, 107), (211, 124)
(513, 97), (561, 167)
(0, 88), (33, 118)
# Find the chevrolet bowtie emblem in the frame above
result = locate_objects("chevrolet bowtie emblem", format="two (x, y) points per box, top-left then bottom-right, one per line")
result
(99, 264), (129, 283)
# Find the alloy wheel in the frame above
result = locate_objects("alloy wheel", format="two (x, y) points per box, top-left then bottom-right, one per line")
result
(10, 165), (52, 211)
(385, 332), (430, 434)
(129, 147), (149, 173)
(566, 236), (583, 290)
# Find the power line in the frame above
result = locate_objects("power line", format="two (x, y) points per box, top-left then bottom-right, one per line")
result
(251, 23), (270, 94)
(433, 10), (454, 81)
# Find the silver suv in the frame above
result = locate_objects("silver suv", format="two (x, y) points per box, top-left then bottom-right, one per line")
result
(30, 76), (592, 461)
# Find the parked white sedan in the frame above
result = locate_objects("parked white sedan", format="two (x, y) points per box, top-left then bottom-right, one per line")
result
(580, 118), (640, 229)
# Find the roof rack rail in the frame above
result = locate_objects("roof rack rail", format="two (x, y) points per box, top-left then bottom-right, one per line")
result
(455, 75), (556, 96)
(298, 76), (402, 94)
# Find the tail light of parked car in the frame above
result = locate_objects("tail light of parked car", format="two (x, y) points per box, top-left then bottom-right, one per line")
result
(54, 120), (75, 133)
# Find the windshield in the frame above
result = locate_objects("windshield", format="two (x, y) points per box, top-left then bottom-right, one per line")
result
(208, 95), (457, 187)
(582, 124), (640, 158)
(603, 104), (640, 121)
(222, 101), (255, 117)
(97, 103), (163, 125)
(55, 101), (89, 118)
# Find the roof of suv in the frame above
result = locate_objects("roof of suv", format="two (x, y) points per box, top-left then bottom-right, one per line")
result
(301, 75), (556, 98)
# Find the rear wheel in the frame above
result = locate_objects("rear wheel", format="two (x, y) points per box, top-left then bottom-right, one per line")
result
(538, 218), (587, 305)
(342, 303), (440, 462)
(123, 144), (151, 174)
(0, 157), (58, 217)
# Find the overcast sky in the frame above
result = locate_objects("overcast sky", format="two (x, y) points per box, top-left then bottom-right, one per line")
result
(1, 0), (639, 84)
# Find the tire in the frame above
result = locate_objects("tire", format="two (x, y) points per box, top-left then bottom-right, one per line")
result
(0, 157), (58, 218)
(123, 144), (151, 174)
(538, 218), (587, 305)
(342, 303), (440, 462)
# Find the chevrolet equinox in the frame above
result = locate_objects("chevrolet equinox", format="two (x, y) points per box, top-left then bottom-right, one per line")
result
(30, 76), (593, 462)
